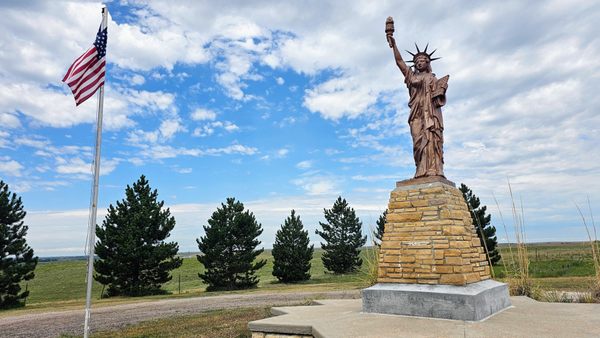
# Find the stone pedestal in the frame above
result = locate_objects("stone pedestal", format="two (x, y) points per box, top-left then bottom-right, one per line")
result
(377, 177), (491, 285)
(363, 176), (510, 320)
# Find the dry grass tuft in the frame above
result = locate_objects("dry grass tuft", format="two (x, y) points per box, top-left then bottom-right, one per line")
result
(542, 290), (573, 303)
(575, 196), (600, 303)
(358, 223), (381, 287)
(494, 180), (535, 297)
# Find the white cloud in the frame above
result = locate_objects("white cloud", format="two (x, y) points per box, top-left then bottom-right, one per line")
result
(0, 83), (96, 128)
(131, 74), (146, 85)
(276, 116), (297, 128)
(0, 113), (21, 129)
(137, 145), (201, 160)
(296, 160), (313, 170)
(174, 167), (192, 174)
(0, 82), (176, 131)
(223, 121), (240, 132)
(127, 118), (184, 145)
(351, 174), (398, 182)
(192, 126), (214, 137)
(261, 147), (290, 161)
(0, 157), (24, 177)
(276, 148), (289, 158)
(190, 108), (217, 121)
(133, 142), (257, 161)
(0, 131), (10, 148)
(108, 13), (210, 71)
(55, 157), (119, 177)
(192, 121), (239, 137)
(159, 119), (184, 139)
(304, 76), (378, 119)
(206, 144), (257, 156)
(276, 77), (285, 85)
(292, 172), (340, 196)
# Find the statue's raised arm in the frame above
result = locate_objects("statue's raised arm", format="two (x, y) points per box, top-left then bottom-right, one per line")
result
(386, 16), (449, 179)
(385, 17), (409, 77)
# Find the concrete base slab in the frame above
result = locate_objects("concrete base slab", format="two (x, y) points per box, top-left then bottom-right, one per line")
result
(362, 280), (511, 321)
(248, 297), (600, 338)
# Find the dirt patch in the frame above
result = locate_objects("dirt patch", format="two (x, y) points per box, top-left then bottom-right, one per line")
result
(0, 290), (360, 337)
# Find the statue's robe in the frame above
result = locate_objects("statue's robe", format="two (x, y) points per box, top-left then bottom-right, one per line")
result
(405, 71), (449, 178)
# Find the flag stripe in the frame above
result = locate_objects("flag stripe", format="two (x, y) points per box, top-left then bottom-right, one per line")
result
(74, 75), (104, 105)
(72, 59), (105, 95)
(62, 47), (96, 82)
(73, 69), (105, 104)
(66, 50), (99, 87)
(74, 69), (105, 103)
(76, 80), (104, 106)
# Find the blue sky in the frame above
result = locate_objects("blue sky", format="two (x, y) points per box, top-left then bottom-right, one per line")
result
(1, 1), (599, 256)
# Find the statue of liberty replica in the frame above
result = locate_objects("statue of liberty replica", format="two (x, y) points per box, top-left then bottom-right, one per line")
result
(386, 17), (449, 178)
(361, 16), (510, 322)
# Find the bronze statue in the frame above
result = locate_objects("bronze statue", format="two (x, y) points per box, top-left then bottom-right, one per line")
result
(386, 17), (449, 178)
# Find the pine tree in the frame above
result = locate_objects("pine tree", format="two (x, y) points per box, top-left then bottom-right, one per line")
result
(373, 209), (387, 247)
(459, 183), (501, 265)
(272, 210), (314, 283)
(197, 198), (266, 291)
(316, 196), (367, 273)
(0, 180), (38, 308)
(94, 175), (182, 297)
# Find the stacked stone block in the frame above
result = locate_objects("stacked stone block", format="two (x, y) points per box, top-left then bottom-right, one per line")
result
(377, 177), (491, 286)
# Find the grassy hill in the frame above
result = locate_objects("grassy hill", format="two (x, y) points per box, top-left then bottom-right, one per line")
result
(9, 242), (598, 313)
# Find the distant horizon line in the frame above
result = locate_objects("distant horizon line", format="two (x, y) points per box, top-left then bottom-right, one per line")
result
(37, 240), (596, 260)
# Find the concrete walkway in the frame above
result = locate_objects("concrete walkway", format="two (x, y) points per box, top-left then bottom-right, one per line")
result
(249, 297), (600, 337)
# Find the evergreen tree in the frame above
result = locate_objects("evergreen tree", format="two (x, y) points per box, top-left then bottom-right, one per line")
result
(197, 198), (266, 291)
(0, 180), (38, 308)
(94, 175), (182, 297)
(316, 197), (367, 273)
(459, 183), (501, 265)
(372, 209), (387, 247)
(272, 210), (314, 283)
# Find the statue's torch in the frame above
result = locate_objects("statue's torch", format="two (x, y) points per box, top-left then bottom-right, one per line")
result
(385, 16), (395, 48)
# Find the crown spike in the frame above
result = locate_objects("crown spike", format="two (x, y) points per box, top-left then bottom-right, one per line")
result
(424, 43), (429, 53)
(414, 42), (420, 53)
(429, 49), (437, 57)
(430, 57), (441, 61)
(405, 50), (415, 57)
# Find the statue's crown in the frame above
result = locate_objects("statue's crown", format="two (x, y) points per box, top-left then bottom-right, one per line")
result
(406, 43), (440, 63)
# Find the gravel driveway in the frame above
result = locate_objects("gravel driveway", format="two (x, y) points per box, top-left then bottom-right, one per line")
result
(0, 290), (360, 337)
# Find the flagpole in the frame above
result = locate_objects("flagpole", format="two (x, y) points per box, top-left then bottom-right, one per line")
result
(84, 6), (107, 338)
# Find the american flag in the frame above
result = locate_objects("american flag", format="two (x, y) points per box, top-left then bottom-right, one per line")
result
(63, 25), (107, 106)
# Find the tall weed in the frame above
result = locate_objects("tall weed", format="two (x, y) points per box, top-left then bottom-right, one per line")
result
(359, 222), (381, 286)
(494, 180), (534, 297)
(575, 196), (600, 302)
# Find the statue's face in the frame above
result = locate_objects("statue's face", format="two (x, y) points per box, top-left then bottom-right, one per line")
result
(415, 56), (429, 71)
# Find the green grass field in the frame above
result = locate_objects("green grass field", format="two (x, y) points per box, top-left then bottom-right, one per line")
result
(492, 242), (597, 290)
(16, 248), (370, 311)
(10, 242), (599, 313)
